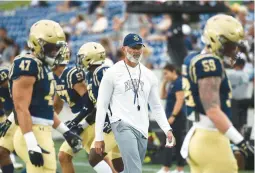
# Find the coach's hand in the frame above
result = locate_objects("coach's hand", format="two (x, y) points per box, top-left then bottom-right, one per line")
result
(63, 130), (83, 153)
(165, 130), (176, 148)
(28, 145), (50, 167)
(168, 116), (175, 125)
(0, 119), (12, 137)
(95, 141), (105, 156)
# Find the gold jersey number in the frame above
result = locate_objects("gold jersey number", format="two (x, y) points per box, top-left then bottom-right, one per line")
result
(182, 77), (195, 107)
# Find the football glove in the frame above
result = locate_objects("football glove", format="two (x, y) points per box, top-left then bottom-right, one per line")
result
(237, 140), (254, 158)
(28, 145), (50, 167)
(0, 119), (12, 137)
(70, 124), (84, 135)
(65, 108), (96, 130)
(63, 130), (83, 153)
(103, 121), (112, 134)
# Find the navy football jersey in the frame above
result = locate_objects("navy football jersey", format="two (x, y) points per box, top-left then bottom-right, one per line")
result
(0, 68), (9, 85)
(0, 68), (13, 115)
(55, 66), (86, 114)
(0, 87), (13, 114)
(86, 65), (109, 104)
(86, 65), (111, 133)
(182, 52), (232, 119)
(9, 54), (55, 124)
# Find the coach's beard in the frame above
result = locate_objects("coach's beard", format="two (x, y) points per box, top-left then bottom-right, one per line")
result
(126, 52), (143, 64)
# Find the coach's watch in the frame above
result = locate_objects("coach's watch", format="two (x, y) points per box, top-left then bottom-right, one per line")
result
(172, 114), (177, 118)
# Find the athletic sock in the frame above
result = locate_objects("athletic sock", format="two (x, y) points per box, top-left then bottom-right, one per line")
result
(1, 164), (14, 173)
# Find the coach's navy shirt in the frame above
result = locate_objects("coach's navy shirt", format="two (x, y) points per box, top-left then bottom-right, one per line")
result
(165, 76), (185, 118)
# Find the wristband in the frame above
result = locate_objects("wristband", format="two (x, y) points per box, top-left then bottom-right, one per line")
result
(24, 131), (38, 150)
(224, 126), (244, 144)
(80, 119), (89, 129)
(7, 113), (15, 122)
(56, 122), (69, 134)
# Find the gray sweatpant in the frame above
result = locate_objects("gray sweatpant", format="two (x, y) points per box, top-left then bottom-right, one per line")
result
(111, 120), (148, 173)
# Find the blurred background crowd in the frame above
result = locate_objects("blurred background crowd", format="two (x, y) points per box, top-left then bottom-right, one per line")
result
(0, 0), (254, 171)
(0, 1), (253, 69)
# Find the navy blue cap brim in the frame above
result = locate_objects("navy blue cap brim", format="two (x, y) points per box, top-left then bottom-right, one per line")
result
(126, 42), (145, 47)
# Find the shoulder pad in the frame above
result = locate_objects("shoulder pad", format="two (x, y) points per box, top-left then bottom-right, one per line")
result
(10, 56), (42, 80)
(93, 65), (109, 86)
(189, 54), (223, 83)
(66, 67), (85, 88)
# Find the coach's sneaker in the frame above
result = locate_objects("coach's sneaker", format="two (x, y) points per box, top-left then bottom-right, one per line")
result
(156, 168), (170, 173)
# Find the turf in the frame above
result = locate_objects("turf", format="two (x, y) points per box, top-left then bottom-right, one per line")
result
(13, 139), (253, 173)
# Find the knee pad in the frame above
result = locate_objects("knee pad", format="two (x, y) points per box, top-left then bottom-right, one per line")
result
(89, 148), (106, 167)
(58, 151), (73, 164)
(112, 157), (124, 172)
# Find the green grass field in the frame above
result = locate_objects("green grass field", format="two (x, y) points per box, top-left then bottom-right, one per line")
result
(13, 139), (253, 173)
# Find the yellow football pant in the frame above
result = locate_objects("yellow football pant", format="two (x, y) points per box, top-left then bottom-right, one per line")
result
(14, 125), (56, 173)
(60, 124), (121, 159)
(0, 122), (17, 152)
(59, 124), (95, 156)
(188, 128), (238, 173)
(91, 131), (121, 160)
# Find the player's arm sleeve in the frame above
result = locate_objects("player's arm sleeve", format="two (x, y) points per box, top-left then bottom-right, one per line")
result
(0, 104), (5, 122)
(148, 74), (172, 135)
(11, 58), (39, 80)
(95, 70), (114, 141)
(72, 93), (94, 124)
(189, 57), (223, 83)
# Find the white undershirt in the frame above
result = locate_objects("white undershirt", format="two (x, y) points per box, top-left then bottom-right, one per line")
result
(95, 61), (171, 141)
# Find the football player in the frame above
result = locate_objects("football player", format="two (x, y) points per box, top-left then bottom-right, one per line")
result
(8, 20), (82, 173)
(52, 46), (111, 173)
(0, 67), (19, 173)
(0, 68), (13, 122)
(74, 42), (124, 173)
(181, 14), (254, 173)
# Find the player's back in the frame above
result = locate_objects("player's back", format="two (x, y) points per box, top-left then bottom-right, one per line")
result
(182, 51), (232, 120)
(9, 53), (55, 125)
(55, 66), (86, 114)
(86, 65), (109, 104)
(0, 67), (13, 114)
